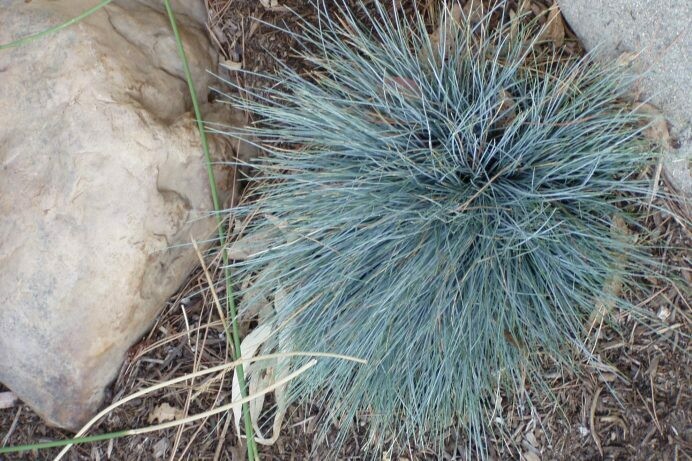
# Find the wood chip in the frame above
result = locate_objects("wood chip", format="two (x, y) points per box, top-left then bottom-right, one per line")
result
(523, 451), (541, 461)
(152, 438), (170, 459)
(428, 3), (463, 59)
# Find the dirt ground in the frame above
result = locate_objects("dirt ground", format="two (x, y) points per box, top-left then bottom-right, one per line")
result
(1, 1), (690, 460)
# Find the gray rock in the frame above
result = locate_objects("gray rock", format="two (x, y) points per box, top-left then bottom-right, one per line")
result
(0, 0), (248, 429)
(558, 0), (692, 196)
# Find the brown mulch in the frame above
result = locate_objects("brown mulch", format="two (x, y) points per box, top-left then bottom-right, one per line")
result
(1, 1), (690, 460)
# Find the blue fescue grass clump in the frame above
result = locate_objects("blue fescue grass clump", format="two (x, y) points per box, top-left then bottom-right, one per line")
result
(215, 1), (667, 456)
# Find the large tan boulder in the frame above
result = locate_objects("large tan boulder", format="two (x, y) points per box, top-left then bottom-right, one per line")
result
(0, 0), (243, 429)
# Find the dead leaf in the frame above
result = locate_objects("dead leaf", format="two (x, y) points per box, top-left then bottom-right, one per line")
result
(148, 403), (184, 424)
(634, 103), (672, 206)
(226, 228), (276, 260)
(232, 285), (294, 447)
(657, 306), (671, 321)
(648, 355), (661, 377)
(232, 323), (273, 440)
(636, 103), (672, 149)
(265, 214), (299, 244)
(210, 25), (228, 46)
(253, 287), (291, 446)
(530, 2), (547, 23)
(384, 76), (423, 99)
(462, 0), (485, 25)
(616, 51), (639, 68)
(497, 88), (517, 127)
(259, 0), (288, 12)
(239, 289), (272, 320)
(220, 60), (242, 71)
(525, 430), (539, 449)
(540, 3), (565, 46)
(589, 215), (629, 326)
(590, 387), (604, 457)
(509, 9), (519, 40)
(450, 2), (463, 24)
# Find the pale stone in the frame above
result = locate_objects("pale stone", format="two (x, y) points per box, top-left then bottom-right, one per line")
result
(558, 0), (692, 196)
(0, 0), (247, 429)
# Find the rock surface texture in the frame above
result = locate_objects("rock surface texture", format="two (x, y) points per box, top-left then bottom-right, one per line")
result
(0, 0), (242, 429)
(558, 0), (692, 196)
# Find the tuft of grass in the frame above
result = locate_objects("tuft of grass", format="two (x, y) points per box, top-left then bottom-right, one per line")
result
(215, 1), (673, 457)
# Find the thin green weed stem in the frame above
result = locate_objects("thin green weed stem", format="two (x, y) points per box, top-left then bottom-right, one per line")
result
(161, 1), (258, 459)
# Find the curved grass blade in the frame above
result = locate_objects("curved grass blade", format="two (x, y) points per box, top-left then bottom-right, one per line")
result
(0, 358), (318, 455)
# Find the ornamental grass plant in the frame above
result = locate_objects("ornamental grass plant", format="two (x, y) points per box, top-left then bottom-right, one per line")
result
(214, 1), (673, 456)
